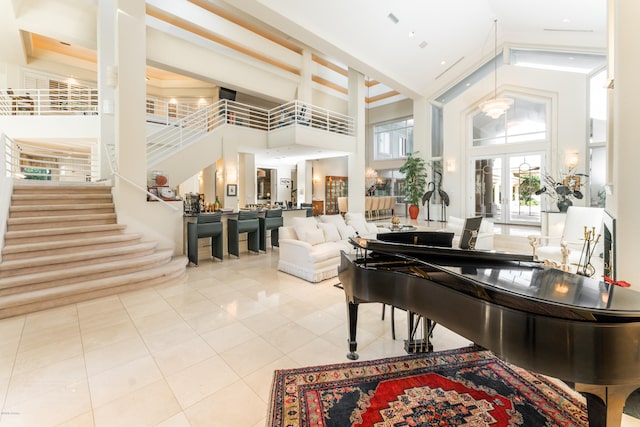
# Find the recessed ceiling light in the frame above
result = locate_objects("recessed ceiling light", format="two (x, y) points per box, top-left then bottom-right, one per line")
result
(387, 13), (399, 24)
(441, 60), (446, 65)
(408, 31), (415, 38)
(563, 18), (571, 23)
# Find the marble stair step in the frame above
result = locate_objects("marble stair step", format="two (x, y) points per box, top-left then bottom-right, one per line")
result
(8, 203), (115, 217)
(11, 184), (112, 194)
(0, 257), (188, 320)
(3, 224), (127, 245)
(1, 232), (144, 260)
(0, 249), (174, 292)
(11, 193), (113, 205)
(6, 213), (117, 231)
(0, 241), (158, 278)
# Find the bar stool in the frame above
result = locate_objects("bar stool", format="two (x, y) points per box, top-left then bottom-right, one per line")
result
(259, 209), (283, 251)
(187, 213), (223, 265)
(300, 203), (313, 217)
(228, 211), (260, 257)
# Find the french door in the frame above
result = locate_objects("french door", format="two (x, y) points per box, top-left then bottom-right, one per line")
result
(472, 153), (543, 225)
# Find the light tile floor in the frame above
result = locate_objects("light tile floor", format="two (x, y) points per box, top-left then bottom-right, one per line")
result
(0, 229), (638, 426)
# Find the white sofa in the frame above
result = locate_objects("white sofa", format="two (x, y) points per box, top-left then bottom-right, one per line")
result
(278, 214), (388, 282)
(442, 216), (494, 250)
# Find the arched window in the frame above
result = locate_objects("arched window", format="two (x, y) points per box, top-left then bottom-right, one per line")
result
(472, 97), (547, 146)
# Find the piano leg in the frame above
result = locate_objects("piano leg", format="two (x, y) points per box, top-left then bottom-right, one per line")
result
(575, 383), (638, 427)
(347, 302), (359, 360)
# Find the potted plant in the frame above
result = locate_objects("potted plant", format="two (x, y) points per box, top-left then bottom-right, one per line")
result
(399, 152), (428, 219)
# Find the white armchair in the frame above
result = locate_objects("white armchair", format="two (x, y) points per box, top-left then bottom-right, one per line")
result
(529, 206), (604, 272)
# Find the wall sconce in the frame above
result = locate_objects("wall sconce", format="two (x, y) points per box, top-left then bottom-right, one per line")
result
(313, 175), (320, 184)
(226, 166), (237, 183)
(565, 152), (579, 169)
(446, 159), (456, 173)
(365, 168), (378, 179)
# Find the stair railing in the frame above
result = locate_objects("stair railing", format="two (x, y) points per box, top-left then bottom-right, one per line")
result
(146, 99), (271, 166)
(101, 141), (181, 211)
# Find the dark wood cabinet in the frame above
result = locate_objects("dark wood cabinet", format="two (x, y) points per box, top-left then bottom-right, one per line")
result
(312, 200), (324, 216)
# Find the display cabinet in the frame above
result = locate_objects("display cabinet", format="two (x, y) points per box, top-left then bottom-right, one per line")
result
(325, 176), (348, 215)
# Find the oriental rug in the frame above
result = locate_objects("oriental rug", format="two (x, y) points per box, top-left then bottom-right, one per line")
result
(267, 346), (589, 427)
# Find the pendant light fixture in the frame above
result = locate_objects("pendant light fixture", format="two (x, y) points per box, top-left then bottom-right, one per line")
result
(480, 19), (513, 119)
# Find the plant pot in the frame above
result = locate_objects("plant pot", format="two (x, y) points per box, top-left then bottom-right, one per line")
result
(557, 198), (573, 213)
(408, 204), (420, 219)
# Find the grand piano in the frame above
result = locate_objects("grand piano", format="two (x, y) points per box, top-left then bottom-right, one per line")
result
(338, 232), (640, 427)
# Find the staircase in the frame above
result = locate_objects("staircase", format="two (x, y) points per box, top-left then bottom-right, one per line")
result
(0, 182), (187, 319)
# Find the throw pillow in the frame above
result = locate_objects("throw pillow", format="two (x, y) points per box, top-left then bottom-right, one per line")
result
(365, 223), (379, 234)
(301, 227), (325, 245)
(337, 224), (357, 240)
(318, 222), (341, 242)
(348, 219), (369, 236)
(292, 216), (318, 240)
(344, 212), (366, 223)
(319, 214), (346, 227)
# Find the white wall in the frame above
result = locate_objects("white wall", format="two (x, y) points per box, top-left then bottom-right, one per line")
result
(442, 64), (588, 218)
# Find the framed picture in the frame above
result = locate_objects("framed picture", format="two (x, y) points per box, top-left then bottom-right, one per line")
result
(227, 184), (237, 196)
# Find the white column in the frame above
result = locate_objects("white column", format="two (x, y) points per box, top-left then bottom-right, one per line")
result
(413, 97), (430, 220)
(112, 0), (146, 211)
(97, 0), (116, 181)
(347, 68), (366, 214)
(296, 159), (312, 206)
(608, 0), (640, 284)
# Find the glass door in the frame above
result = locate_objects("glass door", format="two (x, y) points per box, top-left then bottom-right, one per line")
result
(473, 153), (543, 225)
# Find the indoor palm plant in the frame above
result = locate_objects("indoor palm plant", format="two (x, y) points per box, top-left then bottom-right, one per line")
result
(399, 152), (428, 219)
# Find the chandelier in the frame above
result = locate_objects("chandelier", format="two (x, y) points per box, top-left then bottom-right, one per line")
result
(480, 19), (513, 119)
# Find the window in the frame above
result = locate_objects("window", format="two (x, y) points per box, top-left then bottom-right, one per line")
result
(472, 98), (547, 147)
(373, 118), (413, 160)
(589, 69), (607, 207)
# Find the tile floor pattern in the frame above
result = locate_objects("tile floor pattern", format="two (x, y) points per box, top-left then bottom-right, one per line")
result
(0, 231), (637, 426)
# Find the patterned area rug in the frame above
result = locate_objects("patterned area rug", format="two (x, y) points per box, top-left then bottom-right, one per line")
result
(267, 346), (588, 427)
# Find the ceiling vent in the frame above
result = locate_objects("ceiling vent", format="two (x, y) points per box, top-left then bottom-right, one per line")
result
(387, 13), (399, 24)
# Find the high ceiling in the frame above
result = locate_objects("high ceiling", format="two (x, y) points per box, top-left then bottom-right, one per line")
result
(2, 0), (607, 102)
(0, 0), (608, 165)
(229, 0), (607, 99)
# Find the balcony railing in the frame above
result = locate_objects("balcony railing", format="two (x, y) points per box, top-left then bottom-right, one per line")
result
(0, 89), (99, 116)
(2, 133), (97, 182)
(2, 89), (356, 181)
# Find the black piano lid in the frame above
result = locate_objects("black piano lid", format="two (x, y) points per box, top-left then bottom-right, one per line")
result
(350, 236), (640, 319)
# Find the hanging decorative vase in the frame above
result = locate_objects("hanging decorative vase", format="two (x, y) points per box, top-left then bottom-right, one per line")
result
(557, 198), (572, 213)
(408, 204), (420, 220)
